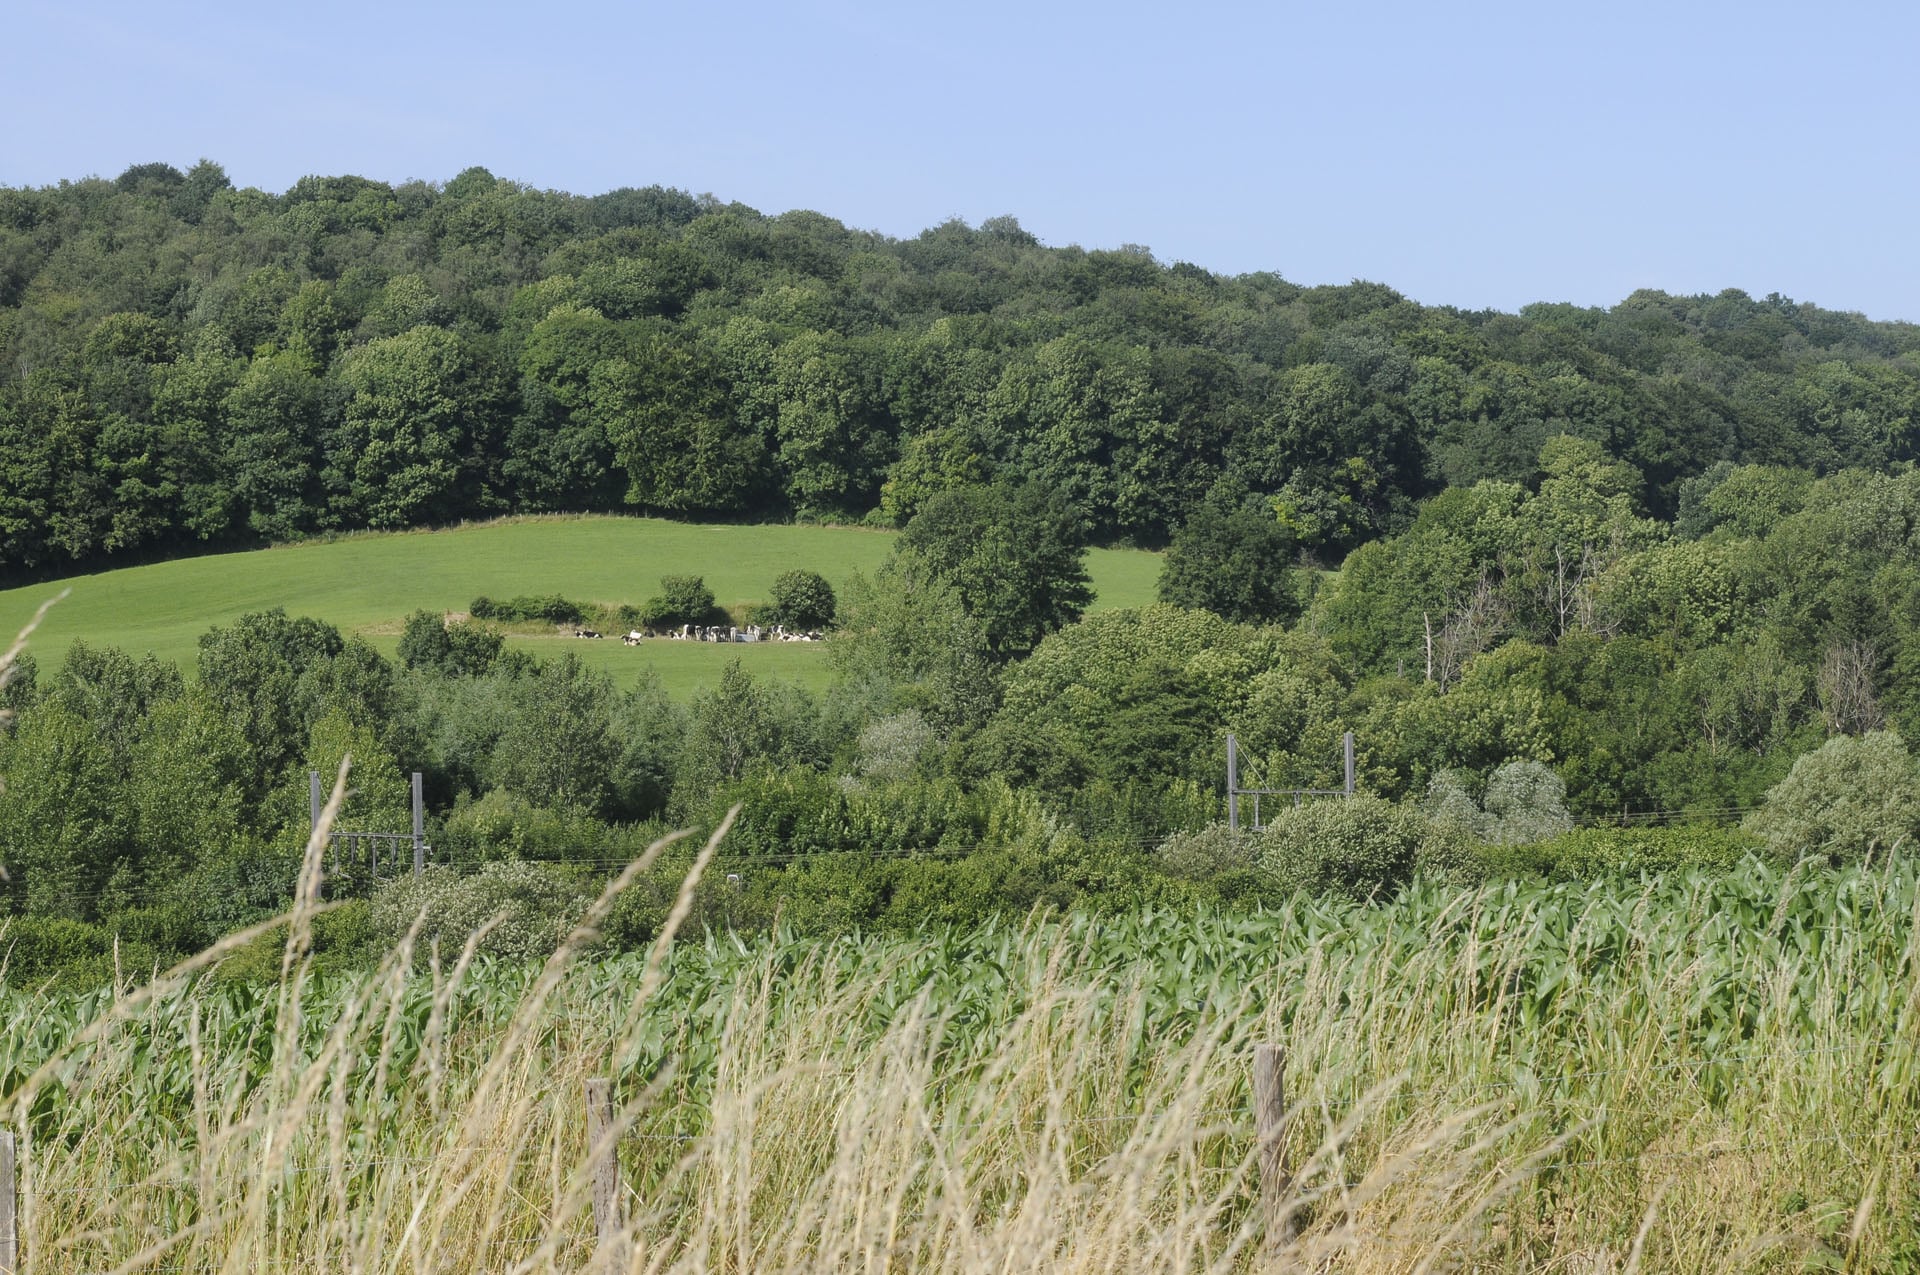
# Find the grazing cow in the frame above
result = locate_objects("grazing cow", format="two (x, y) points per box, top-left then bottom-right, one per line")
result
(623, 631), (644, 646)
(576, 629), (602, 639)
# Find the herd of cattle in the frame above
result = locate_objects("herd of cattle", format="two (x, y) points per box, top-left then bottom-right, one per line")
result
(568, 624), (826, 645)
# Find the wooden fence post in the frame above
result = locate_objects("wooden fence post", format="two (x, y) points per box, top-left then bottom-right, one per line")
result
(0, 1129), (18, 1275)
(1253, 1042), (1294, 1248)
(585, 1078), (620, 1259)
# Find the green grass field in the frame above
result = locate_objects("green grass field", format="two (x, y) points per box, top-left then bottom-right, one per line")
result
(0, 516), (1162, 695)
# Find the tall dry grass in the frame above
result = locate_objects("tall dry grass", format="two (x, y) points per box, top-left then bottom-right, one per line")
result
(1, 841), (1913, 1274)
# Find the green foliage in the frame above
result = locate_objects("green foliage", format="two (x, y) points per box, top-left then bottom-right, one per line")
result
(0, 915), (164, 990)
(851, 710), (934, 783)
(398, 610), (503, 676)
(468, 594), (585, 625)
(1256, 795), (1426, 898)
(828, 559), (998, 733)
(760, 569), (836, 630)
(967, 607), (1228, 795)
(2, 164), (1919, 587)
(489, 654), (626, 814)
(640, 574), (719, 630)
(899, 479), (1093, 658)
(432, 788), (661, 863)
(1744, 730), (1920, 863)
(676, 661), (822, 807)
(1156, 479), (1303, 624)
(196, 609), (350, 788)
(1480, 760), (1574, 844)
(329, 326), (480, 530)
(1474, 826), (1761, 881)
(1154, 822), (1258, 881)
(1426, 760), (1574, 846)
(369, 861), (592, 962)
(208, 900), (374, 983)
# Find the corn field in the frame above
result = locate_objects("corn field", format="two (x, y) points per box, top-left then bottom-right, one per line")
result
(0, 828), (1913, 1275)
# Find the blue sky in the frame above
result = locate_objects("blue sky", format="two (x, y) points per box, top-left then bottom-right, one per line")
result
(7, 0), (1916, 320)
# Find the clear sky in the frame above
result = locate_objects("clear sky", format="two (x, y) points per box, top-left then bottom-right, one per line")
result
(6, 0), (1916, 320)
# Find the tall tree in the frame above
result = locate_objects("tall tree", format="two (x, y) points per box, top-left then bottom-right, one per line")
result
(1157, 479), (1303, 624)
(899, 479), (1093, 658)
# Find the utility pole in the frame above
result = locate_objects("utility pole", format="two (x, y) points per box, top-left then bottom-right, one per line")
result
(411, 771), (425, 876)
(1226, 733), (1240, 831)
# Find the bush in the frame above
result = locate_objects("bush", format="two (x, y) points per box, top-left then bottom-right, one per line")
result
(467, 595), (585, 625)
(1480, 761), (1573, 845)
(852, 710), (935, 782)
(1474, 826), (1761, 881)
(435, 789), (666, 863)
(630, 597), (674, 630)
(399, 610), (503, 675)
(760, 570), (837, 630)
(1744, 730), (1920, 864)
(1257, 795), (1424, 898)
(0, 915), (166, 989)
(1424, 761), (1572, 846)
(1412, 817), (1482, 883)
(370, 861), (594, 961)
(210, 900), (377, 984)
(1154, 822), (1258, 881)
(601, 829), (1185, 946)
(634, 575), (720, 631)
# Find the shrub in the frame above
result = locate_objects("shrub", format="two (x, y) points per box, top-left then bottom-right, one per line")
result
(1257, 795), (1424, 898)
(1156, 478), (1303, 624)
(1476, 826), (1761, 881)
(370, 861), (594, 961)
(761, 570), (836, 630)
(398, 609), (450, 670)
(853, 710), (935, 782)
(399, 610), (503, 676)
(1480, 761), (1573, 845)
(0, 915), (165, 989)
(1744, 730), (1920, 864)
(1422, 769), (1482, 834)
(466, 595), (585, 625)
(631, 597), (674, 630)
(1424, 761), (1572, 846)
(1412, 817), (1482, 883)
(636, 575), (719, 630)
(531, 596), (584, 624)
(210, 900), (377, 984)
(434, 788), (651, 863)
(1154, 822), (1258, 881)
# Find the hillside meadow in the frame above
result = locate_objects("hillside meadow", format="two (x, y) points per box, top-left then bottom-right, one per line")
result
(0, 516), (1161, 695)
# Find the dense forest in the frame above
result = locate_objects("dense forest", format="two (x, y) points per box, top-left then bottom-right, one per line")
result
(5, 160), (1920, 983)
(4, 160), (1920, 579)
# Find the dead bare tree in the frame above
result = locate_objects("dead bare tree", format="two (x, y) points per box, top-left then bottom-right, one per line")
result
(1427, 572), (1507, 691)
(1817, 639), (1884, 736)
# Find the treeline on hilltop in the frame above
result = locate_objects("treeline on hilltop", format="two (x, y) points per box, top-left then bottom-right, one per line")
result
(4, 159), (1920, 580)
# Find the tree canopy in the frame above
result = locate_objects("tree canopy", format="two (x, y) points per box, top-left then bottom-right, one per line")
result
(5, 163), (1920, 583)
